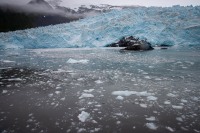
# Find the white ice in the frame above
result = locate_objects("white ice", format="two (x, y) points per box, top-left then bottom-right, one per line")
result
(67, 58), (89, 64)
(172, 105), (183, 109)
(78, 111), (90, 122)
(146, 116), (156, 121)
(116, 96), (124, 100)
(1, 6), (200, 49)
(146, 123), (158, 130)
(147, 96), (157, 101)
(2, 90), (8, 94)
(79, 93), (94, 99)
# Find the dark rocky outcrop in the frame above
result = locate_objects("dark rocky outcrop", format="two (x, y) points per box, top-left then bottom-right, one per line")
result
(107, 36), (154, 51)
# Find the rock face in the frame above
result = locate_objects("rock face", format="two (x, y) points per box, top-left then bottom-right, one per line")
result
(107, 36), (154, 51)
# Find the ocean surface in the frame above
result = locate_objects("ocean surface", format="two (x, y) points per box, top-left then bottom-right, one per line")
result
(0, 47), (200, 133)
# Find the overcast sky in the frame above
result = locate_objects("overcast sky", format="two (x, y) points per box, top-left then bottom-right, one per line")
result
(0, 0), (200, 8)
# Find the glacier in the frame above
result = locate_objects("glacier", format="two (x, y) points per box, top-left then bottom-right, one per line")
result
(0, 5), (200, 49)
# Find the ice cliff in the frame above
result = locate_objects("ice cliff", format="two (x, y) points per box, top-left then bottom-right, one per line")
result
(0, 5), (200, 49)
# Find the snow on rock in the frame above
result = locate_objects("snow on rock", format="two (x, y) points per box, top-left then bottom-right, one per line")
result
(146, 123), (158, 130)
(67, 58), (89, 64)
(79, 93), (94, 99)
(78, 111), (90, 122)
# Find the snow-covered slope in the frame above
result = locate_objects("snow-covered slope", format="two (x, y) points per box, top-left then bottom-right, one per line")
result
(0, 6), (200, 49)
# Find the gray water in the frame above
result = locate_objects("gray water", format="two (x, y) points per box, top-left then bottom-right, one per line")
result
(0, 48), (200, 133)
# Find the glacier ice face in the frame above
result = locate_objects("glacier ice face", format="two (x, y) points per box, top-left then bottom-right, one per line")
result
(0, 6), (200, 49)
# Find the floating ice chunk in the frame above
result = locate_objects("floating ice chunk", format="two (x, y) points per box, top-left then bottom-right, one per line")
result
(116, 121), (121, 124)
(48, 93), (53, 97)
(155, 78), (162, 81)
(181, 127), (188, 131)
(112, 90), (136, 96)
(52, 69), (66, 73)
(7, 78), (23, 81)
(147, 96), (157, 101)
(1, 60), (15, 63)
(83, 89), (94, 93)
(115, 113), (123, 116)
(56, 86), (62, 89)
(60, 97), (65, 101)
(28, 113), (33, 117)
(164, 101), (171, 105)
(92, 120), (98, 124)
(77, 78), (84, 81)
(194, 129), (200, 133)
(112, 91), (153, 97)
(172, 105), (183, 109)
(55, 91), (61, 95)
(191, 97), (199, 101)
(67, 58), (89, 64)
(95, 105), (102, 107)
(95, 80), (103, 84)
(140, 104), (147, 108)
(79, 93), (94, 99)
(94, 128), (101, 132)
(144, 76), (151, 79)
(146, 116), (156, 121)
(176, 117), (183, 122)
(116, 96), (124, 100)
(135, 91), (153, 97)
(146, 123), (158, 130)
(2, 90), (8, 94)
(167, 93), (178, 97)
(166, 126), (175, 132)
(77, 128), (86, 133)
(78, 111), (90, 122)
(181, 99), (188, 103)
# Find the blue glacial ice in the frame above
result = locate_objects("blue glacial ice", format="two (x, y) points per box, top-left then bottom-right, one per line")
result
(0, 5), (200, 49)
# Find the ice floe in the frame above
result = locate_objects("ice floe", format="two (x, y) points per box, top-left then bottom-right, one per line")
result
(116, 96), (124, 100)
(78, 111), (90, 122)
(79, 93), (94, 99)
(147, 96), (158, 101)
(166, 126), (175, 132)
(172, 105), (183, 109)
(146, 116), (156, 121)
(67, 58), (89, 64)
(2, 90), (8, 94)
(146, 123), (158, 130)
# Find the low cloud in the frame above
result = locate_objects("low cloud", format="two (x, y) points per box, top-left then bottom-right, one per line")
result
(0, 1), (89, 19)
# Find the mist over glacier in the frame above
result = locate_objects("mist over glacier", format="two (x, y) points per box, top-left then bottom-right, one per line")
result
(0, 6), (200, 49)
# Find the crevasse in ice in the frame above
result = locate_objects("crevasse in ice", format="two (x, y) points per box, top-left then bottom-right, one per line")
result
(0, 6), (200, 49)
